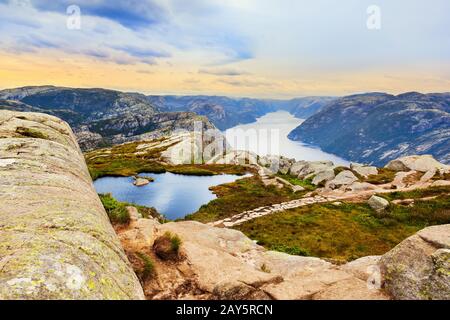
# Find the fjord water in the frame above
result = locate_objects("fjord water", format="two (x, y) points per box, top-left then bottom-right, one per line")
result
(225, 111), (349, 165)
(94, 173), (248, 220)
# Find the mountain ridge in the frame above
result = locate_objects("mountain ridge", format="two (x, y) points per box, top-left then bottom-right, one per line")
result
(289, 92), (450, 166)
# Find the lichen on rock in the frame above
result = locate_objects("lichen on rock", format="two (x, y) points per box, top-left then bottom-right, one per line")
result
(0, 111), (144, 300)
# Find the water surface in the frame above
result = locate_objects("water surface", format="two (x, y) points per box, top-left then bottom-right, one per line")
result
(94, 172), (248, 220)
(225, 111), (349, 165)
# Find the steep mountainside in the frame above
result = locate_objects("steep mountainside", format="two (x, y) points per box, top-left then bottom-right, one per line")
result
(147, 95), (276, 130)
(147, 95), (335, 130)
(288, 92), (450, 166)
(0, 86), (216, 150)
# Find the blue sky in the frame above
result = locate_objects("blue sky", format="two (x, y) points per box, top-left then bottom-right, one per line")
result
(0, 0), (449, 97)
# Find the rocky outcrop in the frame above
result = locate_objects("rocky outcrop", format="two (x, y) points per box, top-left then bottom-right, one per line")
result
(297, 161), (334, 180)
(312, 169), (335, 186)
(327, 170), (359, 189)
(0, 86), (218, 151)
(380, 225), (450, 300)
(0, 111), (144, 300)
(120, 218), (388, 300)
(386, 155), (450, 173)
(350, 163), (378, 178)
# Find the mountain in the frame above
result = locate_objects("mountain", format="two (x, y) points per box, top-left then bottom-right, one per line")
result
(0, 86), (216, 150)
(288, 92), (450, 166)
(269, 96), (336, 119)
(147, 95), (335, 130)
(147, 95), (276, 130)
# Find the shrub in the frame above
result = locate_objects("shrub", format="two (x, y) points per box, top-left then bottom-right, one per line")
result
(98, 193), (130, 224)
(136, 252), (155, 280)
(169, 233), (182, 252)
(153, 232), (183, 261)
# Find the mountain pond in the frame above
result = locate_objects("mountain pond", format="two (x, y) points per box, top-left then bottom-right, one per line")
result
(94, 111), (348, 219)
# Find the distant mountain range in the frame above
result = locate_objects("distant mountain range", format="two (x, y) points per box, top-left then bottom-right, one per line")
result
(2, 86), (448, 166)
(0, 86), (334, 150)
(0, 86), (215, 150)
(147, 95), (334, 130)
(288, 92), (450, 165)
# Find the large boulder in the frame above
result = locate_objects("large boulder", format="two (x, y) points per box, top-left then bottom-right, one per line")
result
(258, 155), (295, 175)
(385, 155), (449, 173)
(0, 111), (144, 300)
(327, 170), (358, 189)
(289, 161), (308, 176)
(350, 163), (378, 178)
(380, 224), (450, 300)
(312, 169), (335, 186)
(297, 161), (334, 180)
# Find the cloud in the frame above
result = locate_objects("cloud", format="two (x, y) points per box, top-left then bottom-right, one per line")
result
(111, 45), (170, 59)
(198, 68), (249, 76)
(218, 78), (272, 88)
(30, 0), (169, 30)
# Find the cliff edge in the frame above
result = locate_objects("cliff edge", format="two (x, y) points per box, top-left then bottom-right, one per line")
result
(0, 110), (144, 300)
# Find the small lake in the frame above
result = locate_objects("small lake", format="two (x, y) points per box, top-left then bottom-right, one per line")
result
(225, 111), (349, 166)
(94, 172), (248, 220)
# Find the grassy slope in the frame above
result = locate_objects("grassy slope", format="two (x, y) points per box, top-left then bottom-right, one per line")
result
(235, 186), (450, 262)
(85, 140), (248, 180)
(185, 176), (306, 223)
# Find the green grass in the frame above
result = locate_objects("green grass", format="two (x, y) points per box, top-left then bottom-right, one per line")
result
(98, 193), (161, 224)
(85, 140), (248, 180)
(235, 187), (450, 262)
(185, 176), (306, 223)
(165, 232), (182, 252)
(364, 168), (396, 185)
(378, 186), (450, 201)
(99, 193), (130, 224)
(276, 174), (317, 191)
(166, 164), (248, 176)
(136, 252), (155, 280)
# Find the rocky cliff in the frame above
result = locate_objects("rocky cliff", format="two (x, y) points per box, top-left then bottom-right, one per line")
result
(289, 92), (450, 166)
(0, 110), (144, 300)
(0, 86), (216, 151)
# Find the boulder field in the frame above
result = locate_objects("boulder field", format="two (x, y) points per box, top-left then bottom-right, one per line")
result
(0, 110), (448, 300)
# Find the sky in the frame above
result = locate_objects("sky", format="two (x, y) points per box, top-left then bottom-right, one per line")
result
(0, 0), (449, 98)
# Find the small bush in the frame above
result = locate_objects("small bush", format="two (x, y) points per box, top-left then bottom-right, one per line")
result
(153, 232), (183, 260)
(99, 193), (130, 224)
(136, 252), (155, 280)
(169, 233), (182, 252)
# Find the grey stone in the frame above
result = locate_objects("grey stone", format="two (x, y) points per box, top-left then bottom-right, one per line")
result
(368, 195), (390, 212)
